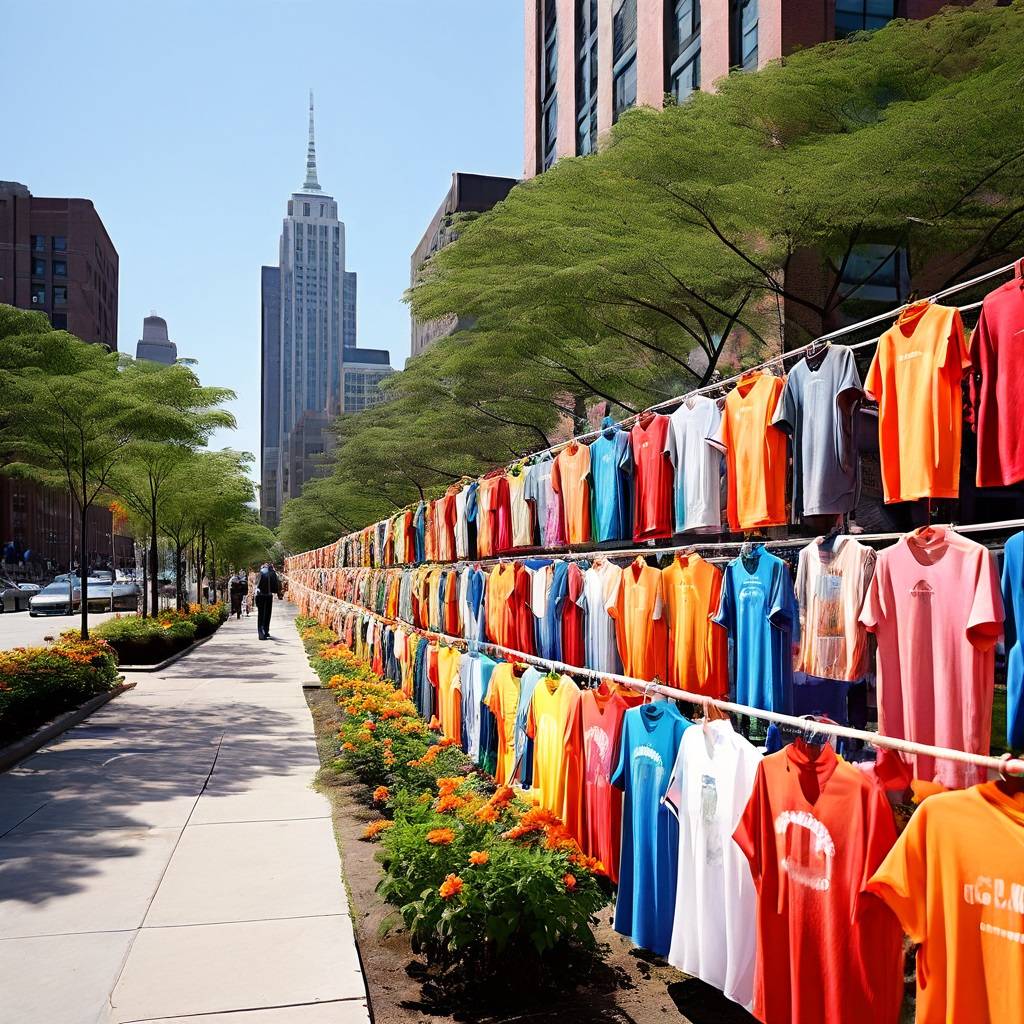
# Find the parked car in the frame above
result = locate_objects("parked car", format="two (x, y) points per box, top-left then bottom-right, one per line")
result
(0, 578), (33, 613)
(18, 582), (41, 594)
(28, 580), (82, 616)
(84, 579), (140, 612)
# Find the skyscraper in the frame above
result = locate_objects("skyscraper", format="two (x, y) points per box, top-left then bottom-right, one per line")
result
(260, 94), (392, 528)
(135, 313), (178, 364)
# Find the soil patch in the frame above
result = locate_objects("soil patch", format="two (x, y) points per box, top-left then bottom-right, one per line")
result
(306, 688), (757, 1024)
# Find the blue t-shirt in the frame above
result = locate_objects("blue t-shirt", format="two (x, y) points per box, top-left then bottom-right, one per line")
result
(714, 547), (799, 713)
(611, 702), (690, 956)
(1002, 531), (1024, 749)
(413, 501), (426, 564)
(513, 667), (543, 788)
(589, 419), (633, 542)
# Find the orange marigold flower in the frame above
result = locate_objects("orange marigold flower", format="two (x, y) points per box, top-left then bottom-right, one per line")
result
(436, 776), (463, 795)
(437, 737), (459, 748)
(362, 819), (393, 840)
(426, 828), (455, 846)
(438, 873), (464, 899)
(491, 786), (515, 808)
(563, 873), (577, 891)
(342, 742), (355, 752)
(468, 850), (489, 866)
(436, 794), (466, 814)
(474, 804), (499, 823)
(363, 721), (376, 732)
(372, 786), (390, 803)
(428, 716), (442, 731)
(421, 746), (439, 763)
(381, 708), (401, 719)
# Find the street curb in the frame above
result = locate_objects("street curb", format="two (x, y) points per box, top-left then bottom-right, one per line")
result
(118, 632), (216, 673)
(0, 680), (138, 773)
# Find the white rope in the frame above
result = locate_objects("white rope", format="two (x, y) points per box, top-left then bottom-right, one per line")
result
(286, 580), (1024, 779)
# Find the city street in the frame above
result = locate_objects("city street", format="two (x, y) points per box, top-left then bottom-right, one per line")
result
(0, 610), (120, 650)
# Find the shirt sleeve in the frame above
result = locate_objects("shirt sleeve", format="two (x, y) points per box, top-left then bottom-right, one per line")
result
(610, 715), (629, 790)
(768, 561), (799, 642)
(662, 735), (686, 818)
(1002, 539), (1018, 665)
(967, 547), (1004, 651)
(712, 566), (734, 631)
(707, 405), (729, 455)
(864, 343), (883, 403)
(859, 556), (886, 632)
(866, 800), (930, 944)
(771, 377), (798, 435)
(652, 571), (665, 621)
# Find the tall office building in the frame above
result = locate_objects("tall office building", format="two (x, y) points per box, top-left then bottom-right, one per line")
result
(260, 94), (392, 528)
(409, 172), (519, 359)
(135, 312), (178, 364)
(524, 0), (962, 177)
(342, 347), (394, 412)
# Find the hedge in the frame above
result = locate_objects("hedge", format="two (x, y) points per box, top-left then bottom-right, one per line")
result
(74, 602), (228, 664)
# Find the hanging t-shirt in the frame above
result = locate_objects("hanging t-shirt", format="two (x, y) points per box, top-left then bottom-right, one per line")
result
(458, 652), (496, 763)
(552, 443), (592, 545)
(506, 466), (533, 548)
(666, 395), (723, 533)
(524, 452), (564, 548)
(733, 741), (904, 1024)
(513, 666), (543, 787)
(771, 345), (862, 519)
(710, 372), (787, 532)
(865, 302), (970, 503)
(794, 537), (875, 683)
(630, 412), (674, 542)
(589, 418), (633, 542)
(485, 661), (521, 785)
(582, 560), (622, 674)
(969, 276), (1024, 487)
(1001, 530), (1024, 750)
(436, 645), (462, 744)
(867, 782), (1024, 1024)
(607, 559), (668, 683)
(413, 501), (426, 563)
(714, 547), (799, 713)
(526, 673), (581, 815)
(580, 684), (634, 882)
(561, 561), (587, 668)
(454, 484), (470, 560)
(664, 720), (761, 1009)
(860, 527), (1002, 789)
(662, 553), (728, 697)
(531, 559), (568, 662)
(611, 702), (690, 956)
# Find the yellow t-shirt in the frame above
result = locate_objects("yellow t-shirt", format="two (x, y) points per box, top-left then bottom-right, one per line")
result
(435, 646), (462, 744)
(526, 673), (578, 814)
(485, 663), (521, 786)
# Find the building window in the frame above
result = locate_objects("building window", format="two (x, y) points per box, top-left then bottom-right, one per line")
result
(32, 234), (46, 252)
(575, 0), (600, 155)
(667, 0), (701, 102)
(31, 257), (46, 278)
(835, 0), (895, 37)
(730, 0), (758, 69)
(540, 0), (559, 170)
(31, 285), (46, 306)
(612, 0), (638, 122)
(839, 243), (910, 306)
(303, 202), (311, 216)
(54, 286), (68, 305)
(52, 260), (67, 277)
(51, 312), (67, 330)
(52, 236), (67, 252)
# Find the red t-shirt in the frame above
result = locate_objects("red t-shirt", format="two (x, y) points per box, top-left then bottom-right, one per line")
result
(733, 741), (904, 1024)
(969, 275), (1024, 487)
(561, 562), (586, 668)
(507, 562), (534, 656)
(579, 685), (641, 882)
(630, 413), (673, 541)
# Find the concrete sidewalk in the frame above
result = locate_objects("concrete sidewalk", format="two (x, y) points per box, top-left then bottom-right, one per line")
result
(0, 602), (370, 1024)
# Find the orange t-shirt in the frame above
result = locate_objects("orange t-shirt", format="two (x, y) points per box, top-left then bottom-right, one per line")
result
(552, 443), (591, 545)
(435, 645), (462, 743)
(661, 553), (727, 697)
(865, 302), (969, 503)
(711, 372), (787, 532)
(485, 662), (521, 786)
(607, 560), (667, 682)
(485, 561), (517, 648)
(868, 782), (1024, 1024)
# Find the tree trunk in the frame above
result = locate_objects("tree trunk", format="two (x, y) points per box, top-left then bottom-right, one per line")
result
(149, 494), (159, 617)
(175, 542), (184, 611)
(79, 503), (90, 640)
(198, 524), (206, 607)
(141, 540), (148, 618)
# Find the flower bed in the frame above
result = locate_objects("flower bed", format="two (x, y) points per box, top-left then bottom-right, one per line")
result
(0, 636), (120, 744)
(295, 616), (610, 979)
(76, 602), (228, 665)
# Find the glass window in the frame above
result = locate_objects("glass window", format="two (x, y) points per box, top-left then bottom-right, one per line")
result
(666, 0), (701, 102)
(540, 0), (559, 169)
(31, 257), (46, 277)
(303, 202), (310, 216)
(669, 52), (700, 102)
(54, 286), (67, 305)
(613, 56), (637, 121)
(613, 0), (638, 61)
(835, 0), (894, 37)
(576, 0), (600, 156)
(32, 234), (46, 252)
(52, 236), (66, 252)
(52, 260), (67, 277)
(31, 285), (46, 306)
(730, 0), (758, 69)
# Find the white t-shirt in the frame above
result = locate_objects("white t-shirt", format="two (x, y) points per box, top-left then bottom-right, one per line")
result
(664, 719), (760, 1010)
(454, 485), (470, 559)
(582, 560), (622, 674)
(507, 470), (533, 548)
(666, 395), (723, 533)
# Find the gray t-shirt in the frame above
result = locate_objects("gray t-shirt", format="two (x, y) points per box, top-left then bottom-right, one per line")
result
(772, 344), (862, 518)
(524, 453), (558, 547)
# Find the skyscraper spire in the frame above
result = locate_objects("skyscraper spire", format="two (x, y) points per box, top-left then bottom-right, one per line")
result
(303, 89), (321, 192)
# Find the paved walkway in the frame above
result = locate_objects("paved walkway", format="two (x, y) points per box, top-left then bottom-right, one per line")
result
(0, 602), (370, 1024)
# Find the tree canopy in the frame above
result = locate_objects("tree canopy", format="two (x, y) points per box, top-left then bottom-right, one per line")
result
(280, 1), (1024, 550)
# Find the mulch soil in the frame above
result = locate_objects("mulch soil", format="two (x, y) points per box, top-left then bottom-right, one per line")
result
(306, 688), (758, 1024)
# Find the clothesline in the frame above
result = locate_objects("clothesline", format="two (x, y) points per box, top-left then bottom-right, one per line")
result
(286, 579), (1024, 780)
(304, 516), (1024, 571)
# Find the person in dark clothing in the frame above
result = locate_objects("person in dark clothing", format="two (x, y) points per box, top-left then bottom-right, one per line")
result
(228, 571), (248, 618)
(254, 562), (282, 640)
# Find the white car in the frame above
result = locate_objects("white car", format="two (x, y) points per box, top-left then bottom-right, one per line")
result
(28, 580), (82, 616)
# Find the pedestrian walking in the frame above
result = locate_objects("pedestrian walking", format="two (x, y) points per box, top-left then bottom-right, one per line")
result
(254, 562), (282, 640)
(228, 570), (248, 618)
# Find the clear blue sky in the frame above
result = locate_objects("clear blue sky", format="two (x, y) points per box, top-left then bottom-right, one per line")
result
(1, 0), (523, 470)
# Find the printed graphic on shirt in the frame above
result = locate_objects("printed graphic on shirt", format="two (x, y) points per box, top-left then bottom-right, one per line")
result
(775, 810), (836, 893)
(700, 773), (723, 866)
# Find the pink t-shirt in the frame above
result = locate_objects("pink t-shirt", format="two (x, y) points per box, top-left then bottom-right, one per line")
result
(859, 527), (1003, 788)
